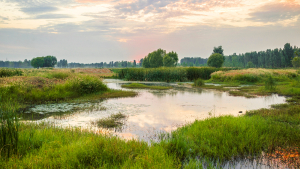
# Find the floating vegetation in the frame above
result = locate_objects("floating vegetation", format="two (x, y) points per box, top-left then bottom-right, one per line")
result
(91, 112), (127, 128)
(121, 83), (172, 90)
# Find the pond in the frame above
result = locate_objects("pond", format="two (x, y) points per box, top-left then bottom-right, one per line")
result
(25, 79), (286, 143)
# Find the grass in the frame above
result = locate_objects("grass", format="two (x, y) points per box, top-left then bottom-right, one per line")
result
(193, 78), (204, 87)
(0, 122), (180, 168)
(121, 83), (173, 90)
(92, 112), (127, 128)
(1, 67), (300, 168)
(0, 68), (23, 77)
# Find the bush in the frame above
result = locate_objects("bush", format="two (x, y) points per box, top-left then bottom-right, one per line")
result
(0, 68), (23, 77)
(265, 75), (276, 90)
(46, 72), (70, 80)
(66, 76), (109, 95)
(194, 78), (204, 87)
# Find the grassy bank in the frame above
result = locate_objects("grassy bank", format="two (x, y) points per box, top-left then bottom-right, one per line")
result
(116, 67), (236, 82)
(121, 83), (173, 90)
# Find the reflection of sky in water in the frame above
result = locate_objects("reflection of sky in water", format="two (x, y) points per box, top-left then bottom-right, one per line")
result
(36, 80), (286, 142)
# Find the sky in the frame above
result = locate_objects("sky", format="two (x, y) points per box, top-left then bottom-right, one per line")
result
(0, 0), (300, 63)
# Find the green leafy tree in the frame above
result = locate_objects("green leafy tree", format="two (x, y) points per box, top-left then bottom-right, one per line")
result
(142, 56), (150, 68)
(149, 49), (165, 68)
(292, 57), (300, 68)
(283, 43), (294, 67)
(31, 57), (45, 68)
(207, 53), (224, 68)
(246, 61), (254, 68)
(213, 46), (224, 55)
(43, 56), (57, 67)
(163, 51), (178, 67)
(133, 60), (136, 67)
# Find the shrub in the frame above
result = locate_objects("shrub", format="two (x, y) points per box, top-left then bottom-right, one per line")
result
(0, 68), (23, 77)
(265, 75), (276, 90)
(46, 72), (70, 80)
(66, 76), (109, 95)
(194, 78), (204, 87)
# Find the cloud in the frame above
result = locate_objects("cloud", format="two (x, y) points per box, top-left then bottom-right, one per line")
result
(20, 6), (59, 14)
(35, 14), (73, 19)
(249, 0), (300, 22)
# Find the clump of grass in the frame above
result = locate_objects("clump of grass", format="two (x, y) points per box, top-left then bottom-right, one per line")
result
(265, 75), (276, 90)
(160, 115), (300, 164)
(0, 68), (23, 77)
(229, 91), (256, 98)
(92, 112), (127, 128)
(194, 78), (204, 87)
(45, 72), (70, 80)
(121, 83), (172, 90)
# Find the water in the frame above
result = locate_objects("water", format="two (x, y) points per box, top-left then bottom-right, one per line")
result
(26, 79), (286, 142)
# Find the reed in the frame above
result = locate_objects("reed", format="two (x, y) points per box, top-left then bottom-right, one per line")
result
(0, 68), (23, 77)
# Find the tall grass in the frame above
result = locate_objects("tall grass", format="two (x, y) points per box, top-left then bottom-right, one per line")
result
(0, 75), (109, 104)
(160, 115), (300, 163)
(0, 101), (19, 159)
(0, 68), (23, 77)
(117, 67), (235, 82)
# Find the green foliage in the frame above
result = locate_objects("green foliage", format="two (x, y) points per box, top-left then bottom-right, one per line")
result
(45, 72), (70, 80)
(118, 67), (234, 82)
(66, 76), (108, 95)
(121, 83), (172, 90)
(292, 56), (300, 68)
(0, 68), (23, 77)
(163, 51), (178, 67)
(0, 122), (180, 168)
(0, 102), (19, 158)
(161, 115), (300, 162)
(31, 56), (57, 68)
(31, 57), (44, 68)
(43, 56), (57, 67)
(194, 78), (204, 87)
(265, 75), (276, 90)
(92, 112), (126, 128)
(246, 61), (254, 68)
(213, 46), (224, 55)
(207, 53), (224, 68)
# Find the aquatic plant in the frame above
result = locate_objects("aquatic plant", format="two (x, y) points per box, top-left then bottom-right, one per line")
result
(121, 83), (172, 90)
(194, 78), (204, 87)
(265, 75), (276, 90)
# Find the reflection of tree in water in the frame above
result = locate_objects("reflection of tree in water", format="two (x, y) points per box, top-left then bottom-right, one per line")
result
(149, 85), (206, 98)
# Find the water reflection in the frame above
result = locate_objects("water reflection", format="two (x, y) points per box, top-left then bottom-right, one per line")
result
(29, 79), (286, 142)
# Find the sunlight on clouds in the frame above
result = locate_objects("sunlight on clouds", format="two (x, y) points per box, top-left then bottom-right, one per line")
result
(117, 39), (129, 42)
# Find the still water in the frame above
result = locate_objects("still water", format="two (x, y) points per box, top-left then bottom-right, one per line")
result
(28, 79), (286, 142)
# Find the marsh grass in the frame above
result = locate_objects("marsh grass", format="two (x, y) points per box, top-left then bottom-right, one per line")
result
(194, 78), (205, 87)
(92, 112), (127, 128)
(265, 75), (276, 90)
(0, 68), (23, 78)
(0, 101), (19, 159)
(121, 83), (173, 90)
(0, 122), (180, 168)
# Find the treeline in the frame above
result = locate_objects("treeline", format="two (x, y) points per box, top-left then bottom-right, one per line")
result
(224, 43), (299, 68)
(0, 60), (32, 68)
(68, 60), (141, 68)
(180, 57), (208, 67)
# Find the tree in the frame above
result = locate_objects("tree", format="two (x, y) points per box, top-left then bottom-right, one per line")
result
(149, 49), (165, 68)
(142, 56), (150, 68)
(213, 46), (224, 55)
(166, 51), (178, 66)
(207, 53), (224, 68)
(43, 56), (57, 67)
(31, 57), (44, 68)
(283, 43), (294, 67)
(246, 61), (254, 68)
(163, 55), (174, 67)
(133, 60), (136, 67)
(292, 57), (300, 68)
